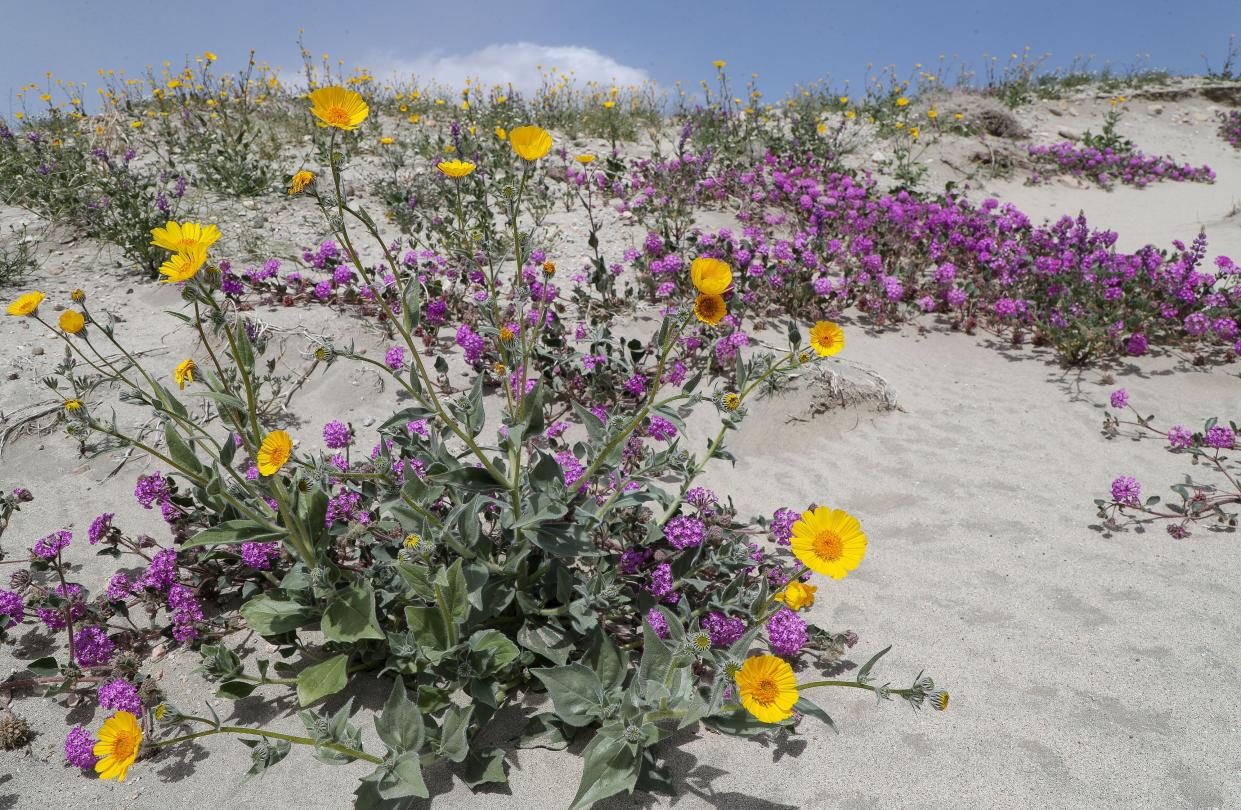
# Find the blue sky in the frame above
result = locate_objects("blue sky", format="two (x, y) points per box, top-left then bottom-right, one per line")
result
(3, 0), (1238, 111)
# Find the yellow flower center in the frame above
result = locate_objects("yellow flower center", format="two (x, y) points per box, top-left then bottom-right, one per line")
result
(180, 238), (198, 251)
(752, 677), (779, 704)
(324, 106), (351, 127)
(111, 728), (139, 760)
(813, 529), (844, 561)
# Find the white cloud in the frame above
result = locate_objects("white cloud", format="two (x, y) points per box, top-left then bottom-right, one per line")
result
(365, 42), (650, 94)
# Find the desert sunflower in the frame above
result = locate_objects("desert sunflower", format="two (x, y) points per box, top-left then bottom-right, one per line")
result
(437, 159), (476, 179)
(158, 245), (208, 284)
(6, 291), (45, 316)
(735, 655), (799, 723)
(59, 310), (85, 334)
(150, 221), (221, 254)
(309, 86), (369, 130)
(789, 506), (866, 579)
(174, 358), (196, 390)
(94, 711), (142, 781)
(509, 125), (553, 161)
(693, 293), (727, 325)
(288, 170), (315, 195)
(809, 320), (845, 357)
(257, 430), (293, 476)
(690, 257), (732, 295)
(773, 580), (817, 611)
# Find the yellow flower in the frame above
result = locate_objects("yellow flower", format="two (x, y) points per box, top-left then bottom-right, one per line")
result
(498, 325), (515, 342)
(542, 261), (556, 276)
(723, 392), (741, 411)
(64, 399), (82, 411)
(909, 127), (920, 139)
(927, 109), (939, 119)
(150, 221), (221, 254)
(256, 430), (292, 476)
(509, 125), (553, 161)
(288, 170), (315, 195)
(174, 358), (196, 390)
(379, 136), (394, 145)
(71, 288), (85, 302)
(403, 533), (421, 549)
(735, 655), (798, 723)
(846, 110), (856, 120)
(437, 159), (476, 179)
(839, 96), (848, 105)
(309, 86), (369, 130)
(59, 310), (85, 334)
(689, 257), (732, 295)
(773, 580), (817, 611)
(789, 506), (866, 579)
(809, 320), (844, 357)
(896, 96), (909, 107)
(602, 100), (616, 109)
(158, 245), (208, 283)
(408, 114), (421, 123)
(204, 51), (217, 62)
(94, 711), (142, 781)
(6, 291), (45, 316)
(932, 691), (949, 710)
(575, 154), (596, 164)
(693, 293), (727, 325)
(713, 60), (727, 69)
(495, 126), (507, 140)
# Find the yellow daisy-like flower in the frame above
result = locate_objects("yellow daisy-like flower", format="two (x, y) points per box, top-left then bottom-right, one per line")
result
(288, 170), (314, 195)
(59, 310), (85, 334)
(309, 86), (369, 130)
(150, 221), (221, 254)
(602, 100), (616, 109)
(713, 60), (727, 69)
(773, 580), (817, 611)
(789, 506), (866, 579)
(204, 51), (217, 62)
(436, 159), (476, 179)
(927, 109), (939, 119)
(379, 136), (394, 145)
(257, 430), (292, 476)
(735, 655), (798, 723)
(494, 127), (507, 140)
(509, 125), (553, 161)
(931, 691), (949, 711)
(403, 533), (421, 549)
(575, 154), (596, 164)
(498, 325), (515, 342)
(693, 293), (727, 325)
(94, 711), (142, 781)
(6, 291), (45, 316)
(71, 288), (86, 302)
(174, 358), (196, 390)
(809, 320), (845, 357)
(896, 96), (909, 107)
(723, 392), (741, 411)
(542, 261), (556, 276)
(64, 399), (82, 411)
(690, 257), (732, 295)
(158, 245), (208, 284)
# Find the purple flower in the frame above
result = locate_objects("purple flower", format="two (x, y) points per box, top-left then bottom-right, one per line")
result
(686, 487), (718, 510)
(771, 508), (798, 545)
(384, 346), (406, 370)
(323, 420), (351, 449)
(766, 607), (809, 657)
(623, 374), (647, 397)
(1111, 476), (1142, 507)
(98, 678), (142, 714)
(64, 726), (99, 769)
(646, 415), (677, 442)
(1167, 425), (1194, 449)
(313, 279), (333, 300)
(406, 419), (430, 438)
(167, 583), (203, 643)
(240, 541), (281, 570)
(1125, 333), (1148, 356)
(73, 625), (115, 667)
(134, 471), (170, 509)
(0, 589), (25, 629)
(555, 450), (585, 489)
(455, 324), (486, 365)
(1204, 425), (1235, 450)
(664, 516), (705, 550)
(702, 611), (745, 647)
(36, 583), (85, 630)
(1109, 389), (1129, 409)
(646, 607), (670, 639)
(332, 265), (355, 285)
(619, 547), (652, 574)
(106, 573), (131, 602)
(647, 562), (679, 604)
(88, 513), (115, 545)
(33, 529), (71, 559)
(137, 548), (178, 593)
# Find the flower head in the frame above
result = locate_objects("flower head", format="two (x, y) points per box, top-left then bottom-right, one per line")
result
(150, 221), (221, 254)
(437, 159), (476, 179)
(575, 154), (596, 164)
(789, 506), (866, 578)
(174, 358), (195, 390)
(288, 170), (315, 195)
(6, 291), (44, 317)
(93, 711), (142, 781)
(809, 321), (845, 357)
(690, 257), (733, 295)
(59, 310), (85, 334)
(509, 125), (553, 161)
(309, 86), (369, 130)
(257, 430), (292, 476)
(158, 245), (208, 283)
(773, 580), (817, 611)
(694, 293), (727, 325)
(735, 655), (798, 723)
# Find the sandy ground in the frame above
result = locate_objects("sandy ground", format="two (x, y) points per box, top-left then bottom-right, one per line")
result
(1, 83), (1239, 809)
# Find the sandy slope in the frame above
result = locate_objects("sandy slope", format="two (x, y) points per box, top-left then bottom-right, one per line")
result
(1, 84), (1239, 809)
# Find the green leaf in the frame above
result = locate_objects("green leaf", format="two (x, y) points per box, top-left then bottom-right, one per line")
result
(856, 645), (891, 685)
(436, 704), (473, 763)
(404, 605), (451, 660)
(240, 595), (318, 636)
(517, 713), (570, 751)
(567, 730), (639, 810)
(436, 558), (470, 623)
(182, 520), (283, 550)
(296, 654), (348, 706)
(585, 630), (627, 692)
(531, 664), (606, 727)
(636, 621), (672, 688)
(793, 696), (837, 733)
(460, 748), (508, 788)
(374, 679), (424, 754)
(517, 620), (574, 665)
(467, 629), (520, 676)
(216, 680), (258, 700)
(26, 656), (59, 677)
(164, 423), (203, 474)
(321, 582), (385, 643)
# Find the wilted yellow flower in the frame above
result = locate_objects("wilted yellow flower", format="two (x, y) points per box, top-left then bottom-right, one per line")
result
(257, 430), (292, 476)
(773, 580), (817, 610)
(735, 655), (798, 723)
(94, 711), (142, 781)
(509, 125), (553, 161)
(690, 257), (732, 295)
(693, 293), (727, 325)
(150, 221), (221, 254)
(809, 320), (845, 357)
(6, 291), (45, 316)
(542, 261), (556, 276)
(174, 358), (196, 390)
(288, 170), (314, 195)
(932, 691), (950, 711)
(309, 86), (369, 130)
(59, 310), (85, 334)
(575, 154), (596, 164)
(437, 159), (476, 179)
(158, 245), (208, 284)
